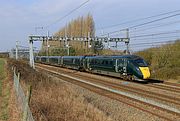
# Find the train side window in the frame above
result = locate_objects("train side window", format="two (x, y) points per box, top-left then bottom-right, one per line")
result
(73, 59), (75, 64)
(110, 61), (113, 65)
(97, 60), (100, 64)
(105, 61), (108, 65)
(94, 60), (97, 64)
(92, 59), (94, 64)
(102, 60), (104, 65)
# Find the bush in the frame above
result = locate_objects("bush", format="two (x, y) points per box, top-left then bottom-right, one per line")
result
(136, 40), (180, 80)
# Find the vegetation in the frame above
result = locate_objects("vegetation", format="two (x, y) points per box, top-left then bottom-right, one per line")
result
(8, 59), (112, 121)
(136, 40), (180, 80)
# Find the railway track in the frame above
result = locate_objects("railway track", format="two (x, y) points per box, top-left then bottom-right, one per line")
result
(36, 63), (180, 106)
(147, 83), (180, 94)
(70, 73), (180, 106)
(165, 82), (180, 87)
(36, 63), (180, 121)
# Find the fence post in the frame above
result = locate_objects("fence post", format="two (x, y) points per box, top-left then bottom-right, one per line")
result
(22, 85), (32, 121)
(17, 73), (20, 96)
(13, 67), (16, 89)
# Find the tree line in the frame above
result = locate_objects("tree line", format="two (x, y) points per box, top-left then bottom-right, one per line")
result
(55, 13), (95, 38)
(40, 13), (104, 56)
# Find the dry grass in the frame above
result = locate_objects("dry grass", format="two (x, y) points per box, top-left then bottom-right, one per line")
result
(7, 59), (112, 121)
(31, 82), (111, 121)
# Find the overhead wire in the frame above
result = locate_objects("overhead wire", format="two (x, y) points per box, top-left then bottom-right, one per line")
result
(131, 35), (180, 41)
(130, 20), (180, 33)
(101, 13), (180, 36)
(44, 0), (90, 28)
(97, 9), (180, 30)
(129, 13), (180, 29)
(130, 40), (176, 46)
(130, 29), (180, 38)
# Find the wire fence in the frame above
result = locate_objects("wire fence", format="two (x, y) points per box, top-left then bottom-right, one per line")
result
(13, 67), (35, 121)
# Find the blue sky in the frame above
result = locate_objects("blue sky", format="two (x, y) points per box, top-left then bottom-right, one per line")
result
(0, 0), (180, 52)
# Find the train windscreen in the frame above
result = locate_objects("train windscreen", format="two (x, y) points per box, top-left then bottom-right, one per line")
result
(133, 58), (148, 67)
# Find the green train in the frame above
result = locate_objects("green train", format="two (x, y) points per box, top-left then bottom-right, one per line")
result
(35, 55), (150, 81)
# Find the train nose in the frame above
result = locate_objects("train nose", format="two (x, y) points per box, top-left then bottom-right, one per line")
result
(139, 67), (150, 79)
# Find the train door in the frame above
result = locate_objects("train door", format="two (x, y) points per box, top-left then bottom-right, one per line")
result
(117, 58), (127, 74)
(123, 59), (127, 75)
(83, 58), (90, 70)
(83, 58), (86, 69)
(115, 59), (119, 72)
(87, 58), (90, 69)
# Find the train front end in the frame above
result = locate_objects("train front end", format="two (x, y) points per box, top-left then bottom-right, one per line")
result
(130, 57), (150, 80)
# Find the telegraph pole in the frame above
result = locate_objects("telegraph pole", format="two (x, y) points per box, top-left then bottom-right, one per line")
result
(65, 27), (69, 56)
(126, 29), (130, 54)
(88, 32), (91, 48)
(16, 41), (18, 60)
(108, 34), (110, 49)
(29, 38), (35, 69)
(47, 30), (50, 63)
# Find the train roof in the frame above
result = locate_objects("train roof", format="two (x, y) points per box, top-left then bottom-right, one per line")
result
(85, 55), (142, 59)
(36, 56), (61, 58)
(48, 56), (61, 58)
(62, 56), (85, 58)
(35, 55), (143, 60)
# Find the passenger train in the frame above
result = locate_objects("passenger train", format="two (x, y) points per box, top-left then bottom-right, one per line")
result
(35, 55), (150, 81)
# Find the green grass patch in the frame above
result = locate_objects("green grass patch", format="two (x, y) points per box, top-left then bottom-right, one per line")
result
(0, 58), (5, 80)
(0, 58), (5, 96)
(0, 58), (10, 120)
(0, 80), (2, 97)
(0, 84), (10, 120)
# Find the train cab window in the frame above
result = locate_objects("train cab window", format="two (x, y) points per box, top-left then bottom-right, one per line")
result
(134, 59), (148, 67)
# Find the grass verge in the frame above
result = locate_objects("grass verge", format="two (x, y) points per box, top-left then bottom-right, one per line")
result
(0, 58), (9, 120)
(0, 58), (21, 121)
